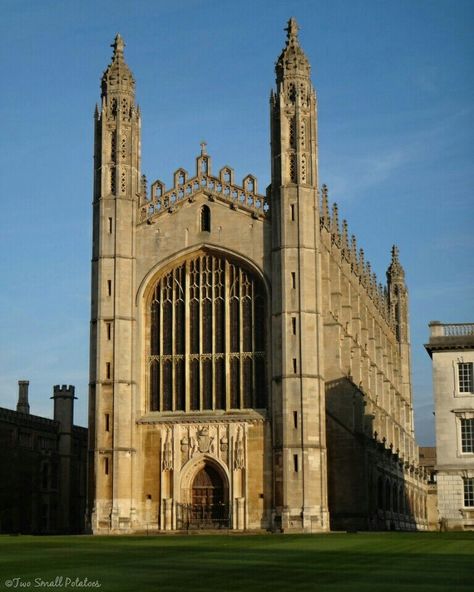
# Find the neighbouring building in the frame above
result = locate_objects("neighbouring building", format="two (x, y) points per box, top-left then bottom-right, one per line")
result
(425, 321), (474, 530)
(419, 446), (438, 530)
(88, 19), (428, 534)
(0, 381), (87, 533)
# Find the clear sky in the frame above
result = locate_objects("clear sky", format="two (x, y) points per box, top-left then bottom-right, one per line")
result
(0, 0), (472, 445)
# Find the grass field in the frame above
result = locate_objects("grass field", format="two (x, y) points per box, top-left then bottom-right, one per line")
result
(0, 532), (473, 592)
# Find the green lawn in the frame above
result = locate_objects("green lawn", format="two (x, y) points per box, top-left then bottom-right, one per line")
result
(0, 532), (473, 592)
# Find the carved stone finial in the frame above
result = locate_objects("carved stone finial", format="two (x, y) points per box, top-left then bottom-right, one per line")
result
(358, 248), (365, 277)
(112, 33), (125, 58)
(200, 141), (207, 156)
(285, 17), (299, 43)
(387, 244), (405, 282)
(342, 220), (350, 254)
(141, 174), (148, 201)
(276, 17), (310, 83)
(351, 235), (358, 267)
(321, 184), (330, 227)
(101, 33), (135, 99)
(331, 203), (341, 245)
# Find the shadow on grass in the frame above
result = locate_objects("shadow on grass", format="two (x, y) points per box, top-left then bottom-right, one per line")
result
(0, 533), (473, 592)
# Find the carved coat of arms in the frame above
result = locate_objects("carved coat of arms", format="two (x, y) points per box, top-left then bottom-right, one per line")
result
(197, 426), (214, 453)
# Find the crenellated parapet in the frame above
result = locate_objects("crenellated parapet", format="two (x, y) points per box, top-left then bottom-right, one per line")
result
(139, 146), (269, 224)
(320, 184), (392, 328)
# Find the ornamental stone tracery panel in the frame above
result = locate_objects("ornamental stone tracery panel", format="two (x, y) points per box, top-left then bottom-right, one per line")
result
(148, 253), (266, 413)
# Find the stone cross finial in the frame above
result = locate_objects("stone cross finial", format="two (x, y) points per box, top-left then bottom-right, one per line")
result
(112, 34), (125, 58)
(200, 141), (207, 155)
(285, 17), (299, 42)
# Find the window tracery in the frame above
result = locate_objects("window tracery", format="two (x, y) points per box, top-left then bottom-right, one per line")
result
(149, 254), (266, 412)
(289, 117), (296, 149)
(289, 154), (297, 183)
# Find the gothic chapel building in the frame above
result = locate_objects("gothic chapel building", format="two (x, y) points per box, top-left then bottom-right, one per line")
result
(88, 20), (428, 533)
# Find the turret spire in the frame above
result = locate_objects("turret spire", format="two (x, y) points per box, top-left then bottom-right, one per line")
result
(101, 33), (135, 99)
(112, 33), (125, 59)
(387, 244), (405, 282)
(276, 17), (310, 83)
(286, 17), (299, 42)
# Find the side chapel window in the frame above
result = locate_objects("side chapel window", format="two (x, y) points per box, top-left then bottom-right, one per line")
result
(149, 253), (266, 412)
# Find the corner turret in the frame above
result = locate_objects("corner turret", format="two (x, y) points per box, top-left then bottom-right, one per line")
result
(270, 19), (328, 532)
(387, 245), (408, 343)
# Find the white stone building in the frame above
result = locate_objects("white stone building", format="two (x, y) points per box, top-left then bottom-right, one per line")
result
(425, 322), (474, 530)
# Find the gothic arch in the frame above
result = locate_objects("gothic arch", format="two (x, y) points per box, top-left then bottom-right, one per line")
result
(137, 244), (269, 306)
(140, 246), (269, 413)
(179, 454), (230, 505)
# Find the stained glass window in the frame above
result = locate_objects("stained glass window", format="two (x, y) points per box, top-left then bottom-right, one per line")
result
(149, 254), (266, 411)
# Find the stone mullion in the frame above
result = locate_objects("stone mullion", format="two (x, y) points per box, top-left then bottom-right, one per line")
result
(171, 268), (176, 411)
(239, 268), (244, 409)
(251, 281), (256, 408)
(184, 261), (190, 412)
(224, 260), (231, 410)
(198, 256), (203, 411)
(159, 279), (164, 412)
(211, 257), (216, 410)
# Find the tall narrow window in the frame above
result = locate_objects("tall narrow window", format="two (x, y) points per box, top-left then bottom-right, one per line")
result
(149, 253), (266, 412)
(106, 362), (111, 380)
(293, 411), (298, 429)
(290, 203), (295, 221)
(108, 217), (113, 233)
(293, 358), (297, 373)
(291, 272), (296, 289)
(293, 454), (299, 472)
(107, 280), (112, 297)
(105, 413), (110, 432)
(104, 457), (109, 475)
(292, 317), (297, 335)
(106, 322), (112, 341)
(200, 205), (211, 232)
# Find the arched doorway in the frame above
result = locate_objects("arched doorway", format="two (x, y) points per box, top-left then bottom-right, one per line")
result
(177, 462), (230, 530)
(192, 465), (224, 507)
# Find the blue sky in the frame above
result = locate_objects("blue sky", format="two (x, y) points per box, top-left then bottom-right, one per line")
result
(0, 0), (472, 445)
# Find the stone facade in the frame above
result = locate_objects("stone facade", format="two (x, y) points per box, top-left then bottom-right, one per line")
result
(0, 381), (87, 533)
(88, 19), (428, 534)
(419, 446), (438, 530)
(425, 322), (474, 530)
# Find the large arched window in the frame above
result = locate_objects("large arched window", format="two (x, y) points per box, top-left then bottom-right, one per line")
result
(149, 252), (266, 412)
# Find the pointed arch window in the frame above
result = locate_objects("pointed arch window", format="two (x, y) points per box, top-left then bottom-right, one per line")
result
(149, 253), (266, 412)
(200, 205), (211, 232)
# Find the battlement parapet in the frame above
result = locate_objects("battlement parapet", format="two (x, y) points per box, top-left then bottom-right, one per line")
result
(53, 385), (76, 396)
(320, 184), (393, 327)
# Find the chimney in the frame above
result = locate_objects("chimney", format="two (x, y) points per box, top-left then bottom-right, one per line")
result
(17, 380), (30, 414)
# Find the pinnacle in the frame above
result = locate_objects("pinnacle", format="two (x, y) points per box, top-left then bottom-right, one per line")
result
(112, 33), (125, 57)
(101, 32), (135, 99)
(391, 244), (400, 262)
(110, 33), (127, 67)
(285, 17), (299, 44)
(387, 244), (405, 281)
(276, 17), (310, 82)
